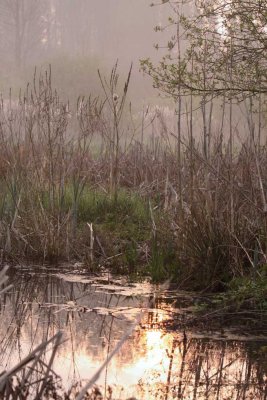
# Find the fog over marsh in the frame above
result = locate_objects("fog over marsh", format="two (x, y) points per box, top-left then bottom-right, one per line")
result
(0, 0), (170, 102)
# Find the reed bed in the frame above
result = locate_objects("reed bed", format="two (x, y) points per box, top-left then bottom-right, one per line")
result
(0, 69), (266, 292)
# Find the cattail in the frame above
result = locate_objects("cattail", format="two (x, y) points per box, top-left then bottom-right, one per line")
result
(113, 93), (119, 103)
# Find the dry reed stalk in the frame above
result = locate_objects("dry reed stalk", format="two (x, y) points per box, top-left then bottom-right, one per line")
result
(87, 222), (94, 264)
(0, 332), (63, 397)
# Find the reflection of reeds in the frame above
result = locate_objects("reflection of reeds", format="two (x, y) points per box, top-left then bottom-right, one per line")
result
(0, 332), (63, 399)
(0, 271), (64, 399)
(0, 266), (12, 296)
(0, 271), (267, 399)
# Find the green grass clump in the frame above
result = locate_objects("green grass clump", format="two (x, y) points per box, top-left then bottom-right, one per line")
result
(148, 233), (179, 283)
(227, 274), (267, 311)
(77, 189), (149, 224)
(207, 272), (267, 314)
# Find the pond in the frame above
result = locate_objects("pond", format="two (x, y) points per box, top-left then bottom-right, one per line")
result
(0, 267), (267, 399)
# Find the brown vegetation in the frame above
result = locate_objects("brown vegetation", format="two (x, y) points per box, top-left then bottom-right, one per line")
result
(0, 68), (266, 291)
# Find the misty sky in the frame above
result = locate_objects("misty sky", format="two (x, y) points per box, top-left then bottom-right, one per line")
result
(88, 0), (167, 64)
(0, 0), (171, 103)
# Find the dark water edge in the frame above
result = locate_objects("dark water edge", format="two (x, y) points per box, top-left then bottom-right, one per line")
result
(0, 266), (267, 399)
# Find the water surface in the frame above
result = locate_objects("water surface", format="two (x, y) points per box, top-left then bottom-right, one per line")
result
(0, 267), (266, 399)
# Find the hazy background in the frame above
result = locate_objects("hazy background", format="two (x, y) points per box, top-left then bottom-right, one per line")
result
(0, 0), (171, 104)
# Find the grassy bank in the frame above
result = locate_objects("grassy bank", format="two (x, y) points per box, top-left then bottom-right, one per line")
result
(0, 71), (266, 303)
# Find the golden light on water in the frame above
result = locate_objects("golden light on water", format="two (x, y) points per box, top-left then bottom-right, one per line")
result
(146, 329), (163, 348)
(120, 329), (174, 382)
(1, 275), (266, 400)
(50, 324), (267, 400)
(54, 328), (176, 388)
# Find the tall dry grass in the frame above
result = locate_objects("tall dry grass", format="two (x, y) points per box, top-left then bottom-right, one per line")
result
(0, 69), (265, 289)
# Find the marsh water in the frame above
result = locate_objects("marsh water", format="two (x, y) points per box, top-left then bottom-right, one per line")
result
(0, 267), (267, 399)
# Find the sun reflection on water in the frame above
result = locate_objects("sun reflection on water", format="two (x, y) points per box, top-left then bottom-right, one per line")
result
(0, 273), (266, 399)
(52, 326), (181, 399)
